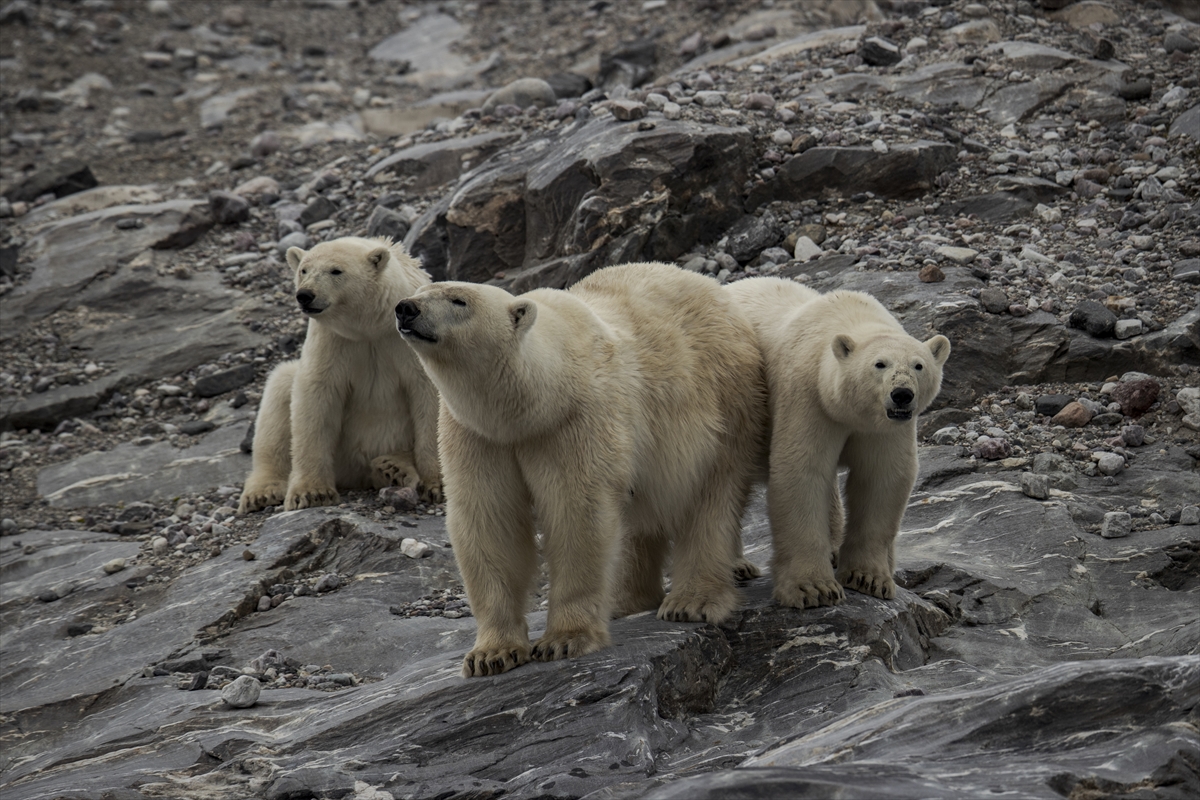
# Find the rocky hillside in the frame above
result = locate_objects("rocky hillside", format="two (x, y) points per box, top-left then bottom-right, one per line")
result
(1, 0), (1198, 798)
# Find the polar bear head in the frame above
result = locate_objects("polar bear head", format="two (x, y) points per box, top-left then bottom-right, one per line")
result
(831, 332), (950, 426)
(286, 237), (425, 334)
(395, 282), (536, 371)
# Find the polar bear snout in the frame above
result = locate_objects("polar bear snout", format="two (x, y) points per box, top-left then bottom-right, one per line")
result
(886, 386), (915, 421)
(295, 289), (323, 314)
(396, 299), (437, 343)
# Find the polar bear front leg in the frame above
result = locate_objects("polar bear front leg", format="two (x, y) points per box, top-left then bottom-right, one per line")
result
(659, 476), (742, 624)
(238, 361), (297, 514)
(768, 434), (846, 609)
(441, 414), (537, 677)
(284, 373), (345, 510)
(527, 473), (619, 661)
(836, 435), (917, 600)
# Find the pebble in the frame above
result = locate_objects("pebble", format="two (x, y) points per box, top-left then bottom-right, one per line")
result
(979, 287), (1009, 314)
(971, 437), (1012, 460)
(1100, 511), (1132, 539)
(315, 573), (341, 593)
(1181, 506), (1200, 526)
(860, 36), (902, 67)
(1, 518), (17, 534)
(1095, 453), (1125, 477)
(220, 675), (262, 708)
(1120, 425), (1145, 448)
(1068, 301), (1117, 338)
(103, 558), (127, 574)
(257, 595), (272, 612)
(277, 231), (310, 255)
(609, 100), (647, 121)
(401, 538), (433, 559)
(378, 485), (419, 510)
(919, 264), (945, 283)
(1019, 472), (1050, 500)
(152, 536), (169, 555)
(1051, 401), (1092, 428)
(793, 236), (823, 262)
(931, 426), (960, 445)
(208, 191), (251, 225)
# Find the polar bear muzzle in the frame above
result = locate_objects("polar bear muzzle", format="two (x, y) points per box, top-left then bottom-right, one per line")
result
(295, 289), (324, 315)
(886, 386), (915, 421)
(396, 299), (437, 343)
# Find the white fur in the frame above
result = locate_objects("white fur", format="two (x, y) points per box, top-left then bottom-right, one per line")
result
(238, 237), (441, 513)
(726, 277), (950, 607)
(398, 263), (767, 677)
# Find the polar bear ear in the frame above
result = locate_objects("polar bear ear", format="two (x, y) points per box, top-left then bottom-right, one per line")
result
(925, 334), (951, 367)
(510, 299), (537, 333)
(366, 246), (390, 272)
(832, 334), (856, 361)
(285, 247), (306, 272)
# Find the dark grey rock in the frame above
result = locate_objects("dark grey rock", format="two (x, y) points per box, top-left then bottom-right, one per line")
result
(297, 196), (336, 227)
(727, 212), (784, 264)
(1174, 258), (1200, 284)
(544, 71), (592, 99)
(1170, 104), (1200, 142)
(746, 141), (957, 210)
(193, 365), (256, 398)
(3, 159), (97, 203)
(599, 37), (657, 90)
(179, 420), (216, 436)
(1069, 300), (1118, 338)
(1035, 394), (1072, 416)
(1118, 79), (1153, 101)
(1164, 32), (1197, 54)
(979, 286), (1009, 314)
(208, 191), (251, 225)
(406, 117), (751, 285)
(860, 36), (902, 66)
(365, 205), (409, 241)
(364, 131), (519, 191)
(936, 192), (1034, 223)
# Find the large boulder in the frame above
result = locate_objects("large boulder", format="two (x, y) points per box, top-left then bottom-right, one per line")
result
(406, 117), (753, 288)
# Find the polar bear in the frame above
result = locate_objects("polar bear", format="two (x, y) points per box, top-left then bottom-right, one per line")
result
(726, 277), (950, 607)
(396, 263), (767, 677)
(238, 237), (442, 514)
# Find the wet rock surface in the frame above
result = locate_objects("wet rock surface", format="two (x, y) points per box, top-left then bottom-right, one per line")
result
(2, 0), (1198, 798)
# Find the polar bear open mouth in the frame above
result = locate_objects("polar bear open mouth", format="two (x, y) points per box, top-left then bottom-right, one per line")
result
(886, 408), (913, 421)
(398, 324), (438, 344)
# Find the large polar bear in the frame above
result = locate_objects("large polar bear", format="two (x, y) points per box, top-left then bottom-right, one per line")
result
(726, 277), (950, 607)
(238, 237), (441, 514)
(396, 263), (767, 677)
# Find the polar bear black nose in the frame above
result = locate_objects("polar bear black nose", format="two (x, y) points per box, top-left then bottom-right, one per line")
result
(396, 300), (419, 323)
(891, 387), (915, 406)
(296, 289), (315, 308)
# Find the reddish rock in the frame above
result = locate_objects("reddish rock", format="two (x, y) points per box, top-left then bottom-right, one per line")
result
(1111, 379), (1160, 417)
(1052, 401), (1093, 428)
(971, 437), (1012, 460)
(919, 264), (945, 283)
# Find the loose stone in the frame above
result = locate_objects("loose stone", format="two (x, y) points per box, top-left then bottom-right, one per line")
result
(1100, 511), (1131, 539)
(1052, 402), (1092, 428)
(1019, 472), (1050, 500)
(221, 675), (262, 708)
(103, 558), (127, 574)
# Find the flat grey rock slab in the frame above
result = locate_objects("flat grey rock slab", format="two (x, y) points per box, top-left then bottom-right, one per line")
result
(37, 421), (252, 507)
(364, 130), (522, 190)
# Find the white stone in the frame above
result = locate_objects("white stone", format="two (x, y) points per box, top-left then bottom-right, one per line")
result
(905, 36), (928, 52)
(1181, 506), (1200, 526)
(152, 536), (169, 556)
(103, 558), (127, 574)
(935, 246), (978, 265)
(931, 426), (960, 445)
(221, 675), (262, 708)
(1176, 387), (1200, 416)
(772, 129), (793, 146)
(1114, 319), (1142, 339)
(662, 102), (682, 120)
(793, 235), (823, 262)
(401, 538), (432, 559)
(1096, 452), (1125, 476)
(872, 138), (888, 154)
(645, 93), (668, 111)
(1100, 511), (1131, 538)
(1035, 203), (1062, 223)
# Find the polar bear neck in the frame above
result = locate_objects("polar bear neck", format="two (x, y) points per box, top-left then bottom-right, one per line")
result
(431, 300), (614, 444)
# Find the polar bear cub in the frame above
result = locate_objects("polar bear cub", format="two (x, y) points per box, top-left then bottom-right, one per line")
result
(238, 237), (441, 514)
(396, 263), (766, 677)
(726, 277), (950, 607)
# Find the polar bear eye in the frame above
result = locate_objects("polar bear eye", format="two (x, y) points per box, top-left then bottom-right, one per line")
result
(915, 363), (923, 371)
(300, 269), (307, 275)
(875, 361), (886, 369)
(451, 298), (467, 307)
(330, 269), (343, 276)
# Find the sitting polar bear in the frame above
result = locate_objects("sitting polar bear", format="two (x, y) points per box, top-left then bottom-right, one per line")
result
(396, 263), (767, 677)
(726, 277), (950, 608)
(238, 237), (441, 514)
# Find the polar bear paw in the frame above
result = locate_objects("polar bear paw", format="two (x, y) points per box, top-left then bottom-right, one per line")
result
(838, 567), (896, 600)
(284, 483), (340, 510)
(237, 481), (286, 514)
(774, 576), (845, 609)
(462, 643), (531, 677)
(372, 454), (420, 490)
(531, 629), (608, 661)
(733, 558), (762, 581)
(657, 586), (738, 625)
(421, 480), (444, 504)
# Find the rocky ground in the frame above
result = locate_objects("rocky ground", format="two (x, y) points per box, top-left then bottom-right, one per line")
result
(1, 1), (1199, 799)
